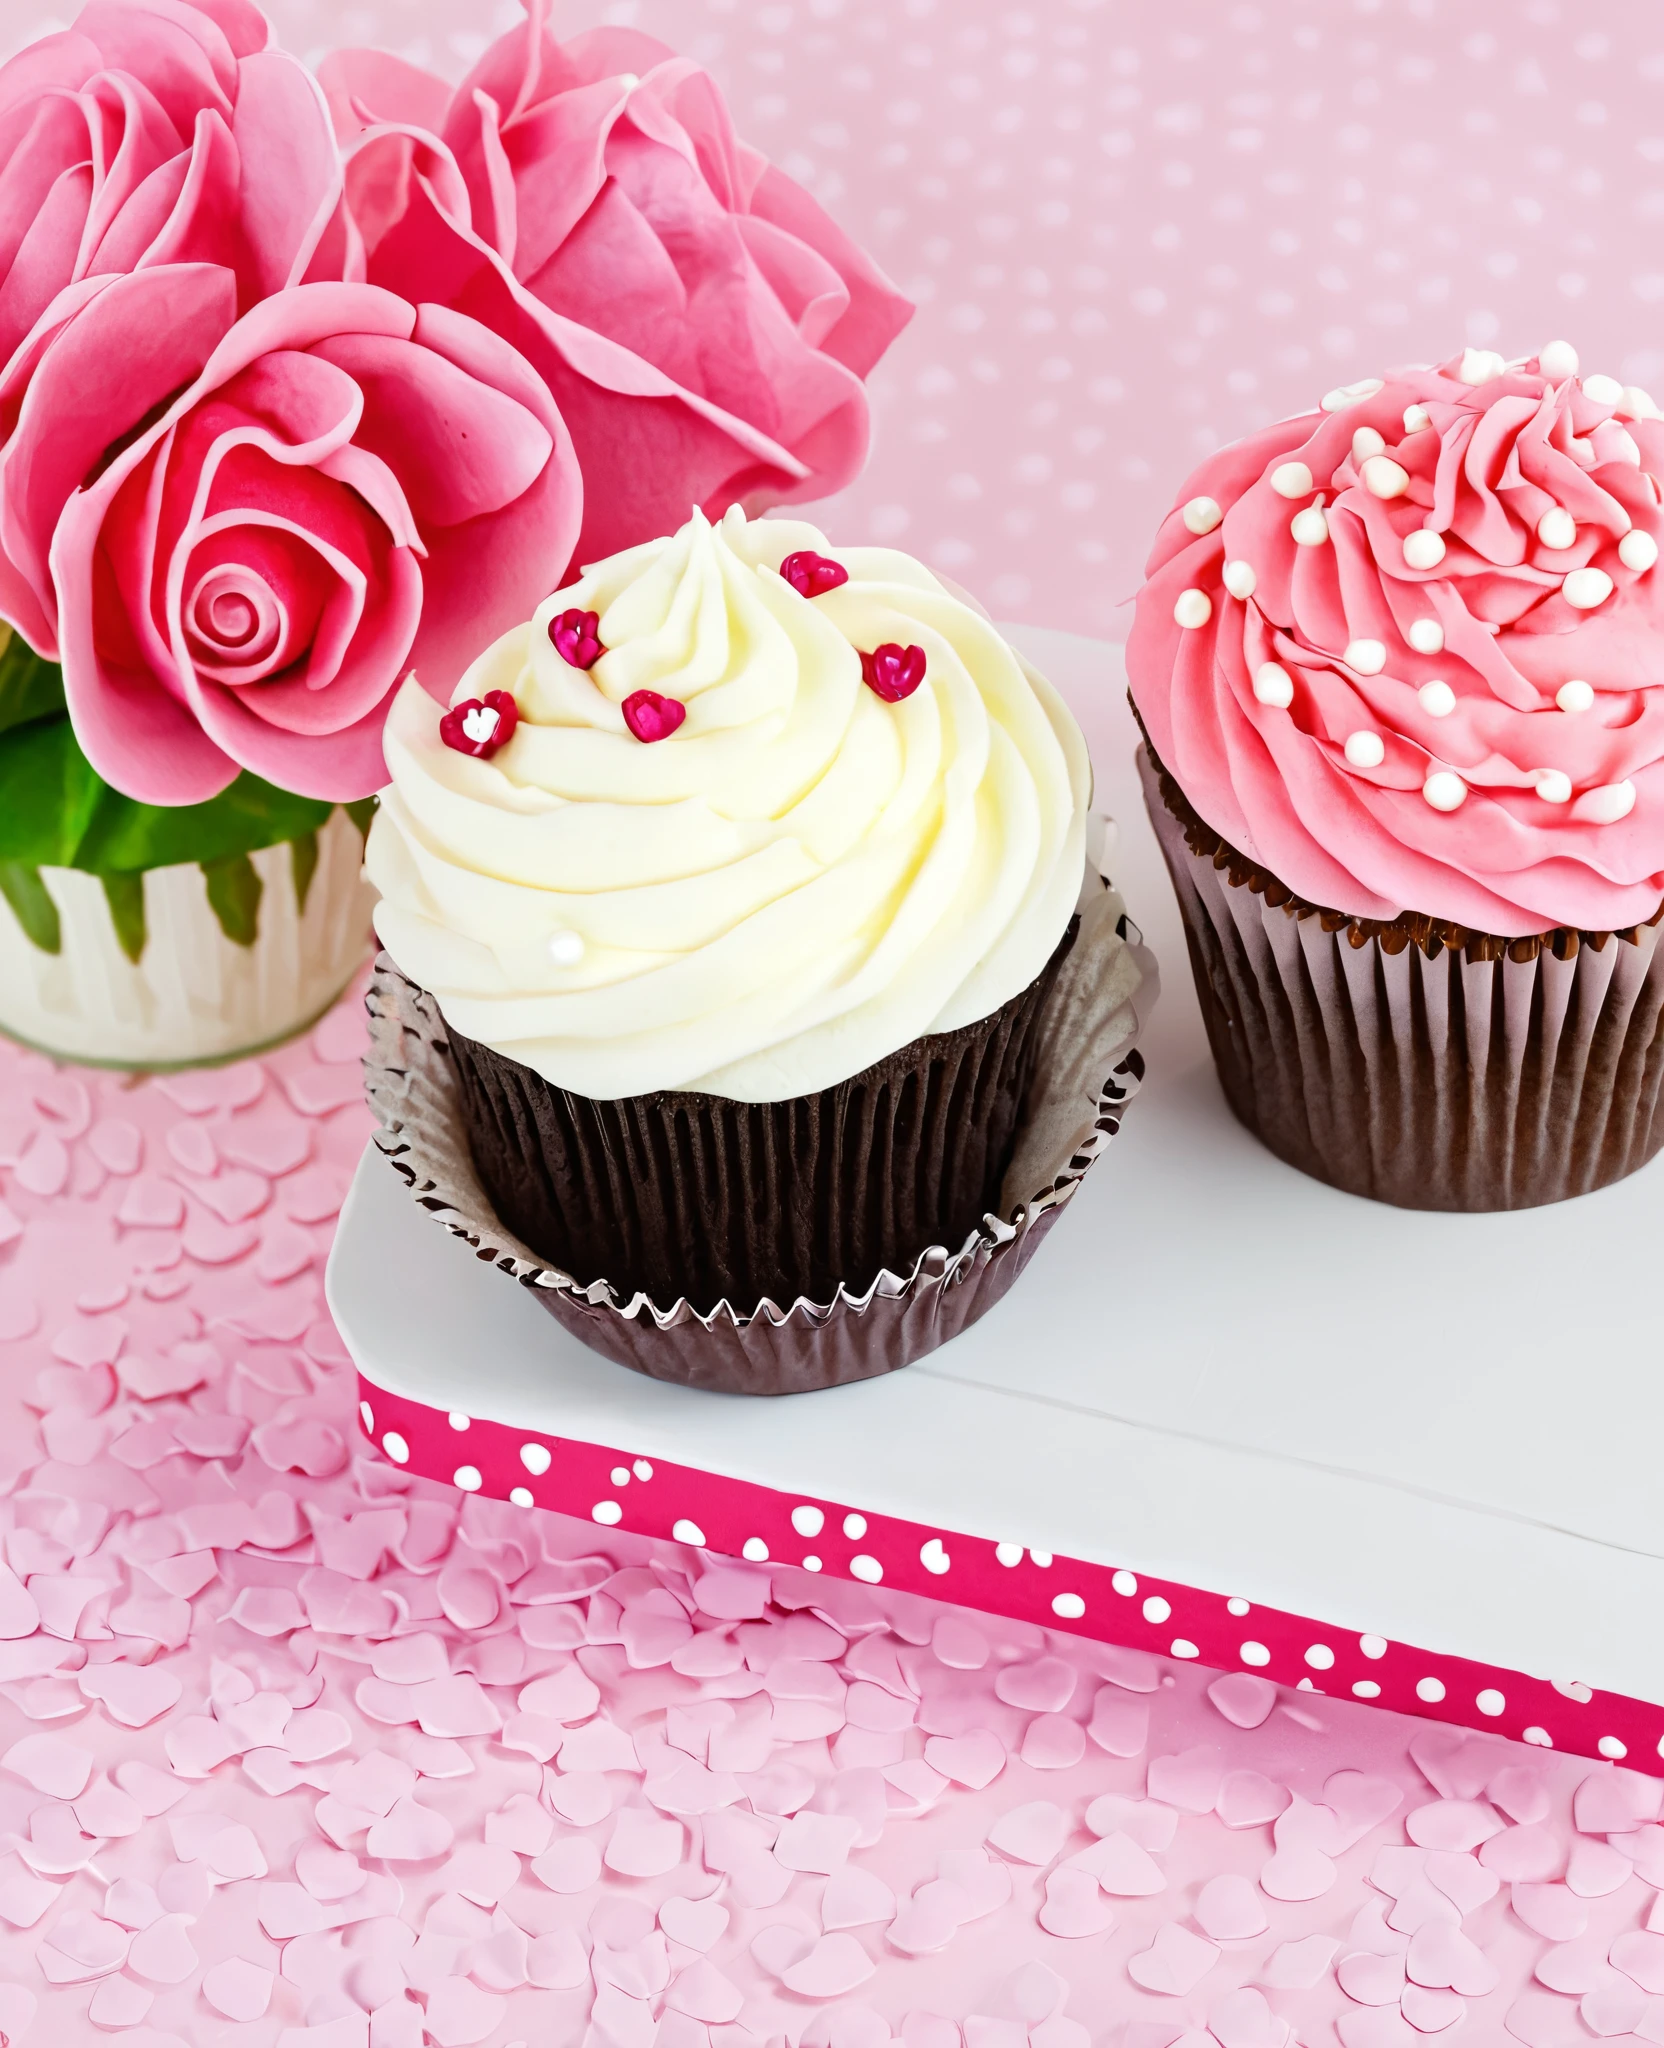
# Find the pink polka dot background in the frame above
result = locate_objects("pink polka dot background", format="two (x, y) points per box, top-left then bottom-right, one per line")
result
(10, 0), (1664, 636)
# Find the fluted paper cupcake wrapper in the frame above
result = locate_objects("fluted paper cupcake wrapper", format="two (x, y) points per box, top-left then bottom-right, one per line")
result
(1140, 744), (1664, 1210)
(361, 866), (1155, 1395)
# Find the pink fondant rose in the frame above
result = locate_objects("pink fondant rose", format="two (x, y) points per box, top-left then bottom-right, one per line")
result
(318, 4), (912, 567)
(0, 1), (350, 651)
(0, 267), (579, 804)
(1130, 344), (1664, 934)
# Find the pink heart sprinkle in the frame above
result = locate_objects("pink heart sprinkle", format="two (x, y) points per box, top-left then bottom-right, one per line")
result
(1207, 1672), (1277, 1729)
(202, 1957), (272, 2022)
(622, 688), (687, 743)
(860, 641), (927, 702)
(781, 1931), (877, 1998)
(1337, 1950), (1406, 2005)
(925, 1730), (1006, 1790)
(439, 689), (519, 760)
(550, 607), (605, 668)
(1194, 1873), (1268, 1941)
(1037, 1866), (1114, 1940)
(822, 1864), (895, 1931)
(987, 1800), (1069, 1866)
(1126, 1921), (1218, 1995)
(780, 549), (849, 598)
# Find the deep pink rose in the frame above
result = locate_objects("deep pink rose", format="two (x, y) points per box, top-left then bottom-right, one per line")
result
(0, 266), (578, 804)
(318, 3), (912, 567)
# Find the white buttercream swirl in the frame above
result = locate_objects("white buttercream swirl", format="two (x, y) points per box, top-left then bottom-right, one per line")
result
(366, 507), (1088, 1101)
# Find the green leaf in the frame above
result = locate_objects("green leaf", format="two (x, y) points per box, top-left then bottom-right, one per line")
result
(345, 794), (377, 840)
(0, 861), (60, 953)
(0, 716), (103, 865)
(291, 829), (319, 913)
(75, 770), (334, 876)
(202, 851), (262, 947)
(0, 629), (66, 738)
(102, 871), (146, 964)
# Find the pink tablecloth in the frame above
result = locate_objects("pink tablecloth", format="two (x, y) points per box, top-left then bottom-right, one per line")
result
(0, 989), (1660, 2047)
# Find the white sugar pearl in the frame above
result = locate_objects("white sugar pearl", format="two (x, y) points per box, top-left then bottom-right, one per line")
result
(452, 1465), (482, 1491)
(1599, 1736), (1629, 1760)
(1419, 680), (1457, 717)
(1583, 372), (1624, 406)
(1476, 1688), (1506, 1716)
(1403, 403), (1432, 434)
(382, 1431), (409, 1464)
(1290, 505), (1330, 546)
(673, 1518), (707, 1547)
(1416, 1676), (1448, 1703)
(1362, 454), (1410, 498)
(1534, 769), (1573, 803)
(1573, 780), (1636, 824)
(742, 1537), (769, 1561)
(1423, 769), (1468, 811)
(1556, 679), (1595, 714)
(1351, 426), (1387, 462)
(509, 1487), (534, 1508)
(1345, 731), (1385, 768)
(520, 1442), (552, 1475)
(1321, 376), (1385, 411)
(461, 704), (501, 744)
(1271, 461), (1315, 498)
(1345, 638), (1387, 674)
(1174, 588), (1212, 628)
(1537, 339), (1580, 382)
(1407, 619), (1444, 654)
(1182, 495), (1223, 534)
(1253, 662), (1295, 708)
(1622, 384), (1662, 421)
(1537, 507), (1577, 551)
(1457, 346), (1506, 385)
(548, 930), (585, 966)
(1222, 558), (1258, 599)
(1563, 566), (1614, 609)
(1620, 529), (1659, 572)
(1403, 528), (1446, 569)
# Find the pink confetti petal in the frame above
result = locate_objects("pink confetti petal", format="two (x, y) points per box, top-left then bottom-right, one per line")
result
(1127, 1922), (1219, 1995)
(1405, 1800), (1505, 1852)
(1088, 1689), (1150, 1758)
(0, 1563), (40, 1638)
(1195, 1873), (1269, 1940)
(994, 1657), (1077, 1713)
(0, 1851), (60, 1928)
(1405, 1920), (1500, 1997)
(1260, 1840), (1337, 1902)
(1481, 1823), (1566, 1884)
(1565, 1837), (1632, 1898)
(76, 1662), (183, 1726)
(1084, 1796), (1178, 1852)
(987, 1800), (1070, 1866)
(889, 1878), (972, 1955)
(924, 1730), (1006, 1789)
(781, 1931), (878, 1999)
(1511, 1882), (1590, 1942)
(1147, 1746), (1225, 1814)
(822, 1864), (896, 1931)
(1208, 1672), (1278, 1729)
(1038, 1865), (1115, 1939)
(1610, 1929), (1664, 1993)
(606, 1808), (686, 1878)
(1489, 1767), (1552, 1827)
(87, 1974), (153, 2028)
(1021, 1714), (1087, 1770)
(1258, 1935), (1341, 1990)
(424, 1978), (506, 2047)
(2, 1732), (92, 1797)
(1088, 1831), (1167, 1897)
(202, 1956), (273, 2021)
(1338, 1951), (1408, 2005)
(1216, 1770), (1289, 1830)
(775, 1813), (862, 1874)
(365, 1796), (454, 1861)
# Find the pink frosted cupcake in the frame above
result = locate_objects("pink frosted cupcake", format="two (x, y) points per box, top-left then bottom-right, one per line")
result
(1129, 342), (1664, 1209)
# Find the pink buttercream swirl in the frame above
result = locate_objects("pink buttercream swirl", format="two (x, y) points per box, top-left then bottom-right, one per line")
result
(1128, 345), (1664, 935)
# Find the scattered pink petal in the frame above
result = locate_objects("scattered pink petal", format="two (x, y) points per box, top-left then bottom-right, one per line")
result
(202, 1956), (272, 2021)
(1207, 1672), (1278, 1728)
(987, 1800), (1070, 1866)
(924, 1729), (1007, 1789)
(781, 1932), (878, 1998)
(2, 1732), (92, 1798)
(1127, 1922), (1219, 1995)
(424, 1978), (505, 2047)
(365, 1796), (454, 1861)
(1038, 1866), (1115, 1939)
(605, 1808), (685, 1877)
(1195, 1873), (1269, 1940)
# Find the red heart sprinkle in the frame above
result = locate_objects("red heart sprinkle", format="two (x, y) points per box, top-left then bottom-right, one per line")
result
(860, 642), (927, 703)
(780, 550), (849, 598)
(622, 689), (687, 743)
(550, 607), (604, 669)
(439, 688), (519, 759)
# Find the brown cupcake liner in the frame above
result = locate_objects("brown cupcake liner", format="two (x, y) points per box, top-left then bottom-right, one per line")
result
(1139, 740), (1664, 1210)
(361, 862), (1154, 1396)
(446, 924), (1074, 1320)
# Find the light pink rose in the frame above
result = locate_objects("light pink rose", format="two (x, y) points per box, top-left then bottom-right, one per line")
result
(0, 2), (352, 647)
(1, 266), (579, 804)
(319, 3), (911, 567)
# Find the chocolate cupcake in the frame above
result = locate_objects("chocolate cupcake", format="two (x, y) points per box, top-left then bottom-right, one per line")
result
(367, 506), (1092, 1318)
(1129, 342), (1664, 1210)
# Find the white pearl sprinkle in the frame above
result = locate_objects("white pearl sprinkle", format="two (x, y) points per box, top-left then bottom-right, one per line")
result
(1476, 1688), (1507, 1717)
(509, 1486), (534, 1508)
(1051, 1593), (1086, 1620)
(1345, 638), (1387, 674)
(919, 1538), (950, 1574)
(1290, 505), (1330, 546)
(1621, 384), (1663, 421)
(994, 1541), (1023, 1567)
(1598, 1736), (1629, 1760)
(1182, 495), (1223, 534)
(1573, 780), (1636, 824)
(382, 1431), (409, 1465)
(1173, 588), (1212, 629)
(1240, 1641), (1271, 1667)
(1253, 662), (1295, 708)
(1620, 529), (1659, 572)
(592, 1500), (623, 1524)
(672, 1517), (707, 1547)
(610, 1466), (630, 1486)
(1142, 1595), (1171, 1624)
(1534, 769), (1573, 803)
(1456, 346), (1506, 386)
(1523, 1726), (1554, 1747)
(1305, 1643), (1336, 1670)
(1222, 558), (1258, 599)
(1537, 507), (1577, 551)
(1407, 619), (1444, 654)
(520, 1442), (552, 1475)
(1537, 339), (1579, 382)
(843, 1513), (867, 1539)
(742, 1537), (769, 1561)
(1557, 679), (1595, 713)
(1351, 426), (1387, 462)
(453, 1465), (482, 1492)
(1359, 1635), (1389, 1659)
(1321, 376), (1385, 411)
(1112, 1570), (1138, 1595)
(1403, 529), (1446, 569)
(1353, 1681), (1382, 1699)
(1416, 1676), (1448, 1703)
(1361, 455), (1410, 499)
(448, 1410), (470, 1431)
(1423, 769), (1468, 811)
(548, 929), (585, 967)
(850, 1555), (883, 1584)
(1403, 403), (1432, 434)
(791, 1504), (825, 1537)
(1563, 566), (1614, 609)
(1271, 461), (1315, 498)
(1344, 731), (1385, 768)
(1419, 680), (1457, 717)
(1583, 372), (1624, 406)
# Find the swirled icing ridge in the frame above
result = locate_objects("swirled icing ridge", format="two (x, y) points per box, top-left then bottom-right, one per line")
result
(368, 508), (1088, 1100)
